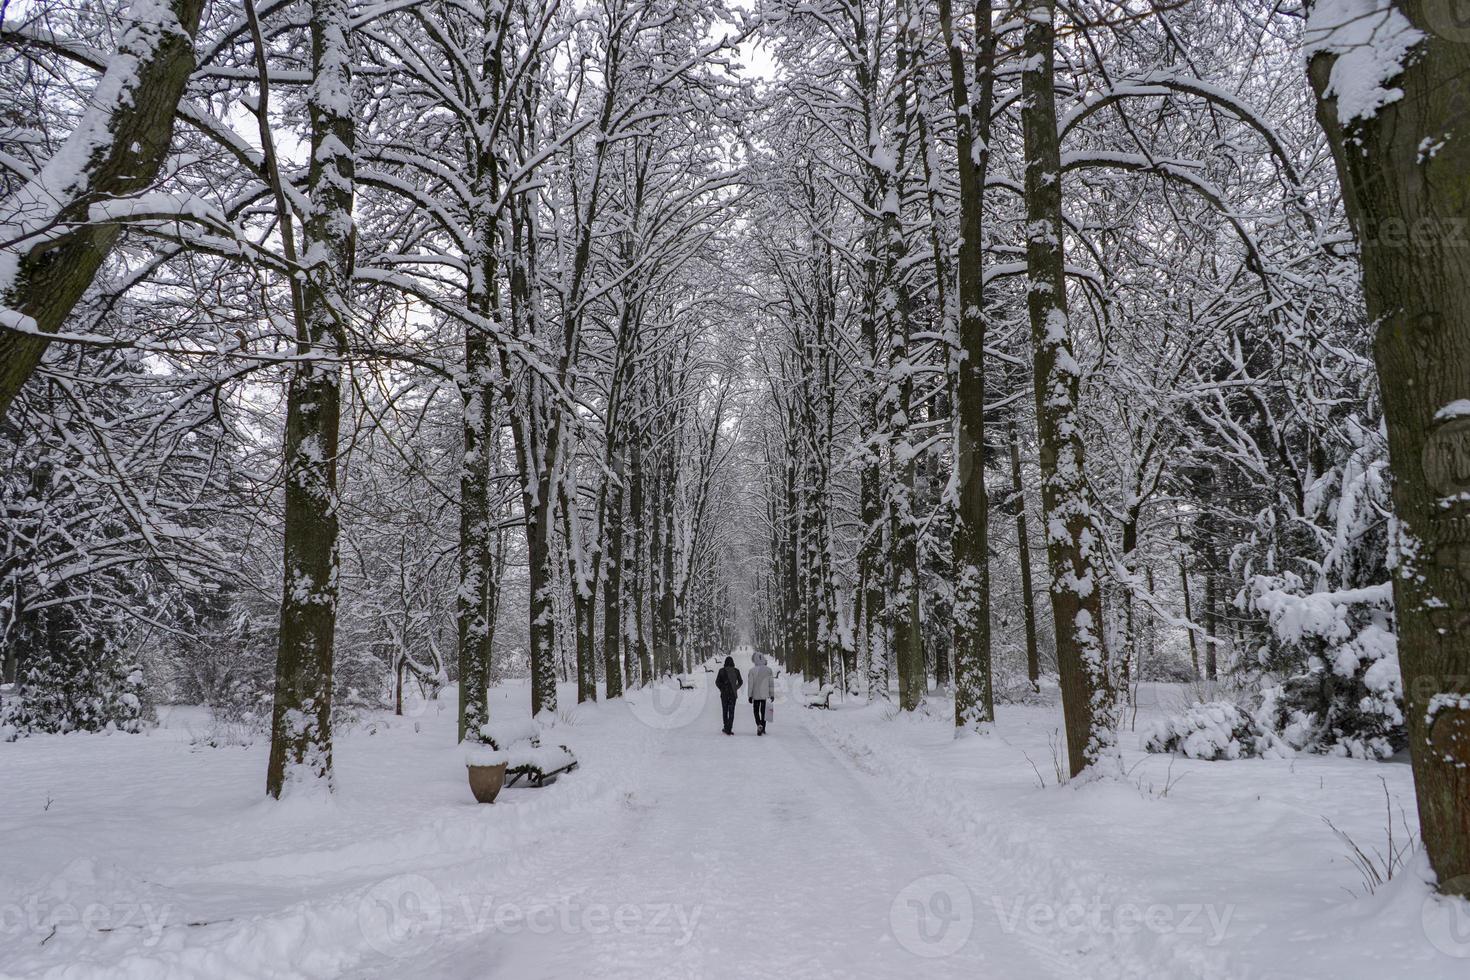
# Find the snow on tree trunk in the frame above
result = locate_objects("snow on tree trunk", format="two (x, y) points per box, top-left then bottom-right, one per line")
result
(941, 0), (997, 732)
(1020, 0), (1115, 777)
(454, 5), (510, 743)
(603, 451), (626, 699)
(1009, 418), (1042, 691)
(0, 0), (205, 420)
(267, 0), (355, 799)
(526, 460), (559, 718)
(1307, 0), (1470, 895)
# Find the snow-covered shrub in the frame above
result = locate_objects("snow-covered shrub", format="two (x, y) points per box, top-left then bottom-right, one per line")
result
(1250, 576), (1404, 760)
(189, 713), (261, 749)
(1139, 655), (1199, 684)
(1, 635), (148, 736)
(1145, 700), (1289, 760)
(994, 673), (1052, 705)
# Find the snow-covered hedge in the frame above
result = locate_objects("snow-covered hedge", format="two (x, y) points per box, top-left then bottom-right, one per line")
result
(1250, 576), (1404, 760)
(1145, 701), (1288, 761)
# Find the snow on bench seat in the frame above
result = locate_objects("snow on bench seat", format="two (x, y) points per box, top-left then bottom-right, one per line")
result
(477, 718), (541, 751)
(508, 743), (575, 774)
(806, 684), (836, 709)
(506, 743), (578, 787)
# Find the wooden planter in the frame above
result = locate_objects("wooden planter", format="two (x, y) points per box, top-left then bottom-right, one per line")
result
(467, 762), (509, 803)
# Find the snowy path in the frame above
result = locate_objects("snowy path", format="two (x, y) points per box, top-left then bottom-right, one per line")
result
(1, 655), (1053, 979)
(381, 654), (1051, 978)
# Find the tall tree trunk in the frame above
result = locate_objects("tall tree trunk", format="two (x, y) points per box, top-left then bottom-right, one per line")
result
(457, 342), (496, 741)
(860, 433), (887, 701)
(1308, 22), (1470, 889)
(527, 474), (558, 717)
(803, 459), (824, 682)
(649, 450), (669, 677)
(1020, 0), (1113, 777)
(1177, 522), (1200, 678)
(941, 0), (998, 730)
(562, 484), (597, 703)
(1120, 511), (1141, 698)
(602, 457), (625, 698)
(457, 6), (508, 742)
(658, 437), (677, 675)
(851, 10), (888, 703)
(0, 0), (206, 420)
(629, 432), (652, 684)
(886, 210), (924, 711)
(885, 17), (924, 713)
(267, 0), (354, 799)
(1204, 563), (1219, 682)
(784, 429), (807, 676)
(1009, 418), (1042, 691)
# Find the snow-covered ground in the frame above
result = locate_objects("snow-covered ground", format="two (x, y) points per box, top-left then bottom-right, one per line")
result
(1, 651), (1464, 978)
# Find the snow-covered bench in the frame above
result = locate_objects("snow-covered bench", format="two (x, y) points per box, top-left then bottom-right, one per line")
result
(677, 674), (697, 690)
(476, 719), (578, 788)
(505, 743), (579, 787)
(478, 719), (540, 751)
(805, 684), (836, 709)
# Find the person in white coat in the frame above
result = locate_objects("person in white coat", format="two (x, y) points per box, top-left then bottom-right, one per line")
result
(747, 652), (775, 736)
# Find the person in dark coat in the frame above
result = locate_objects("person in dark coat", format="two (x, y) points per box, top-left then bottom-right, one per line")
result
(715, 655), (742, 735)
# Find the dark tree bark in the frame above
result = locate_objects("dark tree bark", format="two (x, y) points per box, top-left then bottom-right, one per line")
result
(658, 427), (677, 675)
(1008, 418), (1042, 691)
(561, 483), (597, 704)
(629, 429), (652, 684)
(940, 0), (998, 730)
(526, 481), (558, 716)
(267, 0), (355, 799)
(456, 343), (497, 740)
(455, 3), (510, 743)
(882, 14), (924, 713)
(1177, 522), (1200, 677)
(1309, 3), (1470, 895)
(602, 450), (626, 699)
(1020, 0), (1113, 777)
(0, 0), (206, 421)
